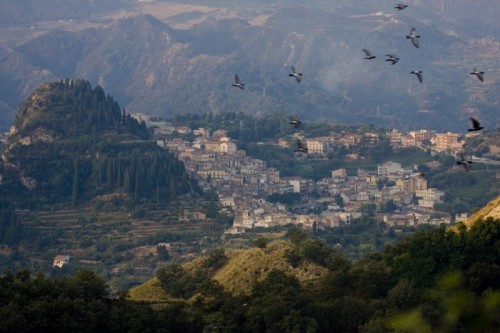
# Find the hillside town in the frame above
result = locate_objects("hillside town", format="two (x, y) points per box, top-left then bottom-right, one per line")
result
(130, 114), (490, 235)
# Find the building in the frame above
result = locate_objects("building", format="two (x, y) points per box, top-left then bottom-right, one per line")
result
(416, 188), (445, 208)
(386, 129), (402, 145)
(455, 213), (470, 223)
(307, 139), (326, 155)
(288, 179), (306, 193)
(395, 174), (427, 194)
(278, 138), (289, 148)
(432, 132), (463, 153)
(220, 137), (237, 154)
(193, 128), (209, 137)
(0, 132), (8, 144)
(410, 130), (433, 146)
(53, 255), (70, 268)
(378, 161), (403, 177)
(332, 168), (347, 178)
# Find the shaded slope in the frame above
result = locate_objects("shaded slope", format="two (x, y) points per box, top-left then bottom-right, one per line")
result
(0, 79), (200, 207)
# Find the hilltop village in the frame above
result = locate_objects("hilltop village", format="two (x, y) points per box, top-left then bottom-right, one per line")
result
(133, 114), (491, 235)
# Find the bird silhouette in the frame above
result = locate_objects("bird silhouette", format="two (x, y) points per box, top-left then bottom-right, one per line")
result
(470, 69), (484, 82)
(232, 74), (244, 89)
(288, 116), (302, 128)
(410, 70), (423, 83)
(456, 153), (472, 172)
(362, 49), (376, 60)
(406, 28), (420, 48)
(385, 54), (399, 65)
(394, 3), (408, 11)
(468, 117), (484, 131)
(294, 139), (308, 153)
(289, 66), (303, 83)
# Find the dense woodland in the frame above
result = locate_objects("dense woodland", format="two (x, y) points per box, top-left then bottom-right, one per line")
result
(1, 217), (498, 332)
(0, 200), (21, 246)
(169, 111), (385, 143)
(0, 80), (201, 208)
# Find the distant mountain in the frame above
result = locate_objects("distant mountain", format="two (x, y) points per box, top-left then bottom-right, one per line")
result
(0, 79), (200, 207)
(0, 2), (499, 132)
(0, 0), (131, 25)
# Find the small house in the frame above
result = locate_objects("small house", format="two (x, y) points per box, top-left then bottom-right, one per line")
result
(53, 255), (70, 268)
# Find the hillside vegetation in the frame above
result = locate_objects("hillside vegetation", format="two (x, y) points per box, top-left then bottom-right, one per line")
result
(0, 79), (200, 208)
(464, 195), (500, 228)
(1, 196), (499, 332)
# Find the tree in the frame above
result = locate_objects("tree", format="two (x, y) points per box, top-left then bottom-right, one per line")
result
(286, 226), (308, 245)
(380, 199), (397, 213)
(203, 248), (227, 271)
(360, 203), (376, 217)
(253, 237), (268, 249)
(71, 158), (80, 207)
(157, 245), (170, 261)
(299, 238), (331, 266)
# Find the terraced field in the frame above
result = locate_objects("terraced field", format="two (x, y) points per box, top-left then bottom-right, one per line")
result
(20, 207), (206, 240)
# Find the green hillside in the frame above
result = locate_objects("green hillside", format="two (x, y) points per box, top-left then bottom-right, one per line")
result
(125, 210), (500, 332)
(0, 198), (499, 332)
(0, 79), (200, 208)
(0, 80), (213, 290)
(128, 240), (328, 301)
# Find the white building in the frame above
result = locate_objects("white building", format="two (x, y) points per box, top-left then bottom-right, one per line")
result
(416, 188), (445, 208)
(378, 161), (403, 177)
(220, 137), (237, 154)
(53, 255), (70, 268)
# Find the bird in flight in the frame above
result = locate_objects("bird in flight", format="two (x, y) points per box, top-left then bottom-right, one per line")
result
(410, 70), (423, 83)
(385, 54), (399, 65)
(456, 153), (472, 172)
(294, 139), (308, 153)
(468, 117), (484, 131)
(232, 74), (245, 89)
(394, 3), (408, 11)
(289, 66), (303, 83)
(470, 69), (484, 82)
(289, 116), (302, 128)
(406, 28), (420, 48)
(362, 49), (376, 60)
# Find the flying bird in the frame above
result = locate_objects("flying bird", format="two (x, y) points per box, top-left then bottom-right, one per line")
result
(288, 116), (302, 128)
(362, 49), (376, 60)
(385, 54), (399, 65)
(468, 117), (484, 131)
(232, 74), (244, 89)
(470, 69), (484, 82)
(406, 28), (420, 48)
(410, 70), (423, 83)
(456, 153), (472, 172)
(394, 3), (408, 11)
(289, 66), (303, 83)
(294, 139), (308, 153)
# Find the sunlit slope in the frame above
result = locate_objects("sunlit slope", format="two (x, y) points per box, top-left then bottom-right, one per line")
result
(464, 195), (500, 228)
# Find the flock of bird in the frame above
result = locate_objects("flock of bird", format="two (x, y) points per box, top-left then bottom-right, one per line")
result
(230, 3), (487, 170)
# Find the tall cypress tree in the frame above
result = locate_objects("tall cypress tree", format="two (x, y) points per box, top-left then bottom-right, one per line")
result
(71, 158), (80, 207)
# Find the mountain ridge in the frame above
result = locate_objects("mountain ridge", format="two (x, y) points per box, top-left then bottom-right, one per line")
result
(0, 3), (499, 131)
